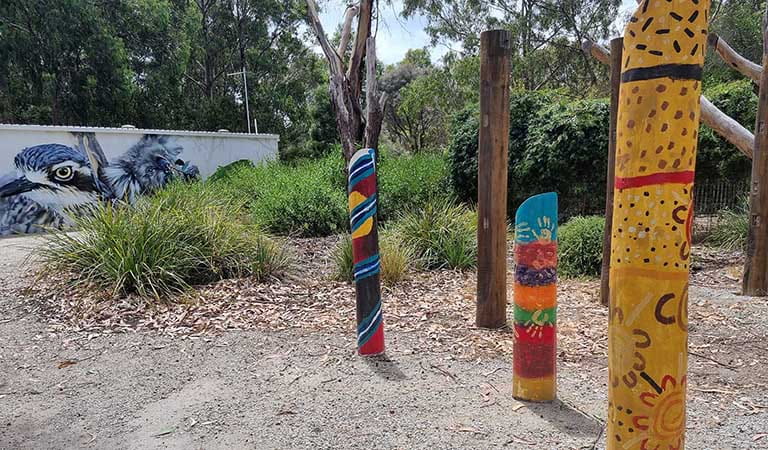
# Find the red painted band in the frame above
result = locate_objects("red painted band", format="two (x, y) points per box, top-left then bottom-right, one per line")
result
(358, 325), (385, 355)
(615, 170), (694, 189)
(514, 323), (556, 378)
(353, 236), (376, 264)
(515, 241), (558, 268)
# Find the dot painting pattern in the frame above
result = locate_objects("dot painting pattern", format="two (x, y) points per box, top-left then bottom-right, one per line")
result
(608, 1), (709, 450)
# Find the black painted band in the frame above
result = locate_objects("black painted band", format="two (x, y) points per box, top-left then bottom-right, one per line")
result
(621, 63), (703, 83)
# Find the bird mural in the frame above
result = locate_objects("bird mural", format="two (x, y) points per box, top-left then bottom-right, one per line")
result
(0, 134), (199, 235)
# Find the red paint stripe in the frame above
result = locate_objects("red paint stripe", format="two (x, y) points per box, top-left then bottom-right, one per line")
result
(615, 170), (694, 189)
(358, 325), (385, 355)
(351, 174), (377, 197)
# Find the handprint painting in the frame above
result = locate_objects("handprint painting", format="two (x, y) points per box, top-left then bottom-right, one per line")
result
(0, 133), (199, 235)
(513, 192), (558, 402)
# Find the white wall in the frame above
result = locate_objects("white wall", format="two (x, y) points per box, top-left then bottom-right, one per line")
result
(0, 124), (278, 178)
(0, 124), (279, 235)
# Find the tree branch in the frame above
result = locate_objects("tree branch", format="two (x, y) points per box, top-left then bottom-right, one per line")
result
(708, 32), (762, 83)
(582, 39), (755, 159)
(338, 4), (360, 62)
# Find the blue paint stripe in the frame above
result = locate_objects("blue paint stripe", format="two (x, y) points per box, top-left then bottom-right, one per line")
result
(357, 301), (383, 346)
(350, 194), (377, 223)
(351, 204), (377, 232)
(354, 254), (381, 280)
(349, 167), (375, 189)
(349, 157), (374, 182)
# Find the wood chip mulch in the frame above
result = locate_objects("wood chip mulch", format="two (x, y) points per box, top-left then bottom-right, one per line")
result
(12, 240), (751, 362)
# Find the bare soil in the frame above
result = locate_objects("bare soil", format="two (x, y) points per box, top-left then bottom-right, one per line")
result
(0, 235), (766, 449)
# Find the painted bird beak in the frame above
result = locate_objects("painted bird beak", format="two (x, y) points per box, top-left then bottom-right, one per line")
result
(0, 177), (38, 198)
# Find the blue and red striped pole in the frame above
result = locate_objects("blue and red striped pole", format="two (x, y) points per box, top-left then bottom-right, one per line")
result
(348, 148), (385, 355)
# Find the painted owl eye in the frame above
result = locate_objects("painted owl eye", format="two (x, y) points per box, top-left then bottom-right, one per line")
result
(53, 166), (74, 181)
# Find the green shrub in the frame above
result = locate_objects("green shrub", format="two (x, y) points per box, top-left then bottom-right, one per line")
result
(448, 91), (609, 217)
(449, 91), (555, 207)
(708, 196), (749, 250)
(41, 182), (291, 298)
(208, 159), (255, 183)
(332, 230), (416, 284)
(558, 216), (605, 279)
(379, 153), (452, 221)
(697, 80), (755, 183)
(212, 156), (348, 237)
(392, 199), (477, 269)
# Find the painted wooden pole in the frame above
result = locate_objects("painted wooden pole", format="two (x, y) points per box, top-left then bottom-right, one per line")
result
(348, 148), (385, 355)
(513, 192), (558, 402)
(476, 29), (511, 329)
(743, 4), (768, 297)
(601, 37), (623, 307)
(608, 1), (709, 449)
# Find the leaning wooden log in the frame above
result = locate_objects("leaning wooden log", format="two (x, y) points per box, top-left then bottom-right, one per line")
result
(700, 96), (754, 159)
(582, 40), (755, 159)
(708, 32), (762, 83)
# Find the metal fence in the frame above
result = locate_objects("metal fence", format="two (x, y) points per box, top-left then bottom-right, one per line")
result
(692, 180), (749, 239)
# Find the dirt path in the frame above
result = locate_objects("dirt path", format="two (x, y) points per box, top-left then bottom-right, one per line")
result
(1, 235), (767, 449)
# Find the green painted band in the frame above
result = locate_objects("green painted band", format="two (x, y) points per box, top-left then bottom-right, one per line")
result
(514, 307), (557, 325)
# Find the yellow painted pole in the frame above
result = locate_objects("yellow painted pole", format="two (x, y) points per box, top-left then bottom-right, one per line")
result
(608, 1), (710, 449)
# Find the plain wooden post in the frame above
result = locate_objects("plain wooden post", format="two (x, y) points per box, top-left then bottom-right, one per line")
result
(600, 38), (623, 307)
(743, 5), (768, 296)
(476, 29), (511, 328)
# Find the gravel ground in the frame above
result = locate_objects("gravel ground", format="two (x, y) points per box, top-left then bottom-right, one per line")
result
(1, 235), (767, 449)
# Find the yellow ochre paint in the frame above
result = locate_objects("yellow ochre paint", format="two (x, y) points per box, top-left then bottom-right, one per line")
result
(608, 1), (709, 449)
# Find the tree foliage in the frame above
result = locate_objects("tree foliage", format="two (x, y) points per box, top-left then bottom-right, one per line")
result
(401, 0), (620, 93)
(0, 0), (326, 153)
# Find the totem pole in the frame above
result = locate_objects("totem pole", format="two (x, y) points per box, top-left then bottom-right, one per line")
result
(513, 192), (558, 402)
(608, 1), (709, 448)
(348, 148), (385, 356)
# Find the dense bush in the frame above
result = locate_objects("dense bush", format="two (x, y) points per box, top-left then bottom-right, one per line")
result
(558, 216), (605, 278)
(42, 182), (291, 298)
(449, 91), (608, 217)
(449, 91), (555, 208)
(208, 159), (255, 183)
(212, 151), (450, 236)
(707, 195), (749, 250)
(392, 199), (477, 269)
(697, 80), (755, 183)
(378, 153), (452, 221)
(212, 156), (348, 237)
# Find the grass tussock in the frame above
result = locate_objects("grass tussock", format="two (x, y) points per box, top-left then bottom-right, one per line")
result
(392, 199), (477, 270)
(332, 229), (417, 284)
(558, 215), (605, 279)
(41, 182), (291, 298)
(707, 196), (749, 251)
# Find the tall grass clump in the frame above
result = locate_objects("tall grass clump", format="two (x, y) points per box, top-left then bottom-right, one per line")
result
(558, 215), (605, 278)
(41, 182), (291, 298)
(707, 196), (749, 250)
(332, 229), (417, 284)
(392, 199), (477, 269)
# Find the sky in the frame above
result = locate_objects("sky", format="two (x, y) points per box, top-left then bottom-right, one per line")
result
(317, 0), (639, 65)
